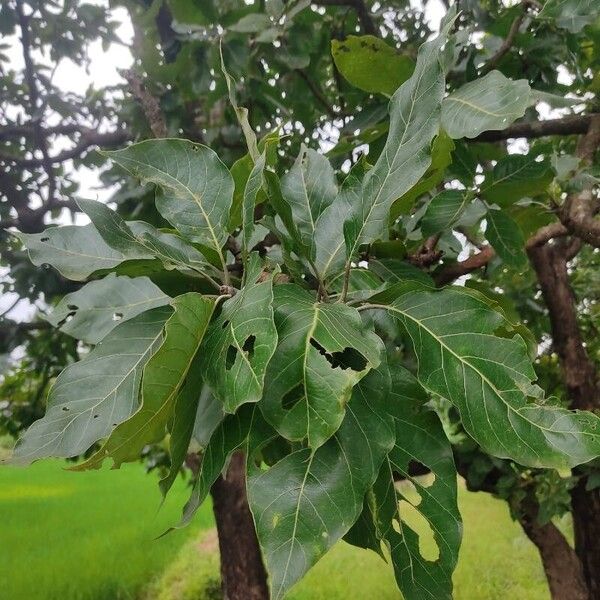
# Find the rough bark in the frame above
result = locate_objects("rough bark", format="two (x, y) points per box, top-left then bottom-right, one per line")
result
(519, 508), (589, 600)
(526, 114), (600, 598)
(210, 452), (269, 600)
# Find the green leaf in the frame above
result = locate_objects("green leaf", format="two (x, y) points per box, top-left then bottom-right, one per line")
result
(280, 146), (338, 254)
(104, 139), (234, 255)
(74, 293), (215, 470)
(159, 374), (203, 497)
(242, 152), (267, 261)
(368, 286), (600, 469)
(344, 9), (455, 258)
(260, 284), (383, 449)
(248, 365), (395, 600)
(14, 224), (128, 281)
(46, 273), (170, 344)
(192, 386), (224, 449)
(313, 160), (365, 281)
(177, 404), (272, 528)
(331, 35), (415, 96)
(202, 261), (277, 412)
(369, 259), (435, 287)
(229, 13), (272, 33)
(485, 209), (527, 268)
(421, 189), (471, 237)
(538, 0), (598, 32)
(482, 154), (554, 206)
(390, 131), (455, 219)
(348, 366), (461, 600)
(12, 307), (172, 464)
(441, 71), (531, 139)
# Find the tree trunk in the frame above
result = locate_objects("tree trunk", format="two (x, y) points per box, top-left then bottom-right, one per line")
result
(519, 505), (589, 600)
(210, 452), (269, 600)
(571, 479), (600, 599)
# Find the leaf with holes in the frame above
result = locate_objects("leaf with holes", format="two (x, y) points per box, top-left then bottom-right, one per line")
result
(202, 261), (277, 412)
(367, 285), (600, 469)
(346, 366), (461, 600)
(248, 365), (394, 600)
(103, 139), (234, 255)
(73, 293), (215, 470)
(344, 8), (456, 259)
(46, 273), (170, 344)
(260, 284), (384, 449)
(441, 71), (531, 139)
(14, 224), (133, 281)
(12, 307), (172, 464)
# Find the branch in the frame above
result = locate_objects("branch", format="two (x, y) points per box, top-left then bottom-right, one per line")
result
(479, 1), (528, 76)
(434, 245), (495, 286)
(0, 128), (131, 167)
(314, 0), (376, 35)
(475, 114), (598, 143)
(294, 69), (336, 118)
(124, 70), (167, 138)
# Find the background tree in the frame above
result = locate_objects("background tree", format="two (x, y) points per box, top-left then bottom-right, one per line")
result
(2, 1), (600, 599)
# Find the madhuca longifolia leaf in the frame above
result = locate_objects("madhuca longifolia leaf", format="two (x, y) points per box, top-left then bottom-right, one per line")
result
(343, 6), (456, 260)
(202, 256), (278, 413)
(248, 364), (394, 600)
(46, 273), (170, 344)
(103, 139), (234, 254)
(260, 283), (384, 449)
(73, 293), (215, 471)
(368, 284), (600, 469)
(12, 307), (172, 464)
(346, 366), (461, 600)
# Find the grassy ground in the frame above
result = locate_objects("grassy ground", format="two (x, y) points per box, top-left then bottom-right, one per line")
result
(0, 460), (212, 600)
(1, 460), (552, 600)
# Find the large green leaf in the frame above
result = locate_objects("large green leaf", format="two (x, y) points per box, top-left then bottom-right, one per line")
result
(481, 154), (554, 206)
(344, 9), (455, 258)
(14, 224), (130, 281)
(441, 71), (531, 139)
(46, 273), (170, 344)
(248, 366), (395, 600)
(280, 146), (338, 254)
(367, 285), (600, 469)
(104, 139), (234, 254)
(202, 261), (277, 412)
(420, 189), (471, 237)
(260, 284), (383, 449)
(12, 307), (172, 464)
(347, 366), (462, 600)
(74, 293), (214, 470)
(390, 132), (455, 219)
(485, 209), (527, 268)
(331, 35), (415, 96)
(312, 160), (365, 282)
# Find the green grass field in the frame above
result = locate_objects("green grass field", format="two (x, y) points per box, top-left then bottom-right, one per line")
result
(0, 460), (552, 600)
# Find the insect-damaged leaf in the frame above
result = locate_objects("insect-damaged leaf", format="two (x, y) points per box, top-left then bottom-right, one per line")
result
(46, 273), (170, 344)
(248, 365), (394, 600)
(202, 259), (277, 412)
(12, 307), (172, 464)
(73, 293), (214, 470)
(260, 284), (383, 449)
(346, 366), (461, 600)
